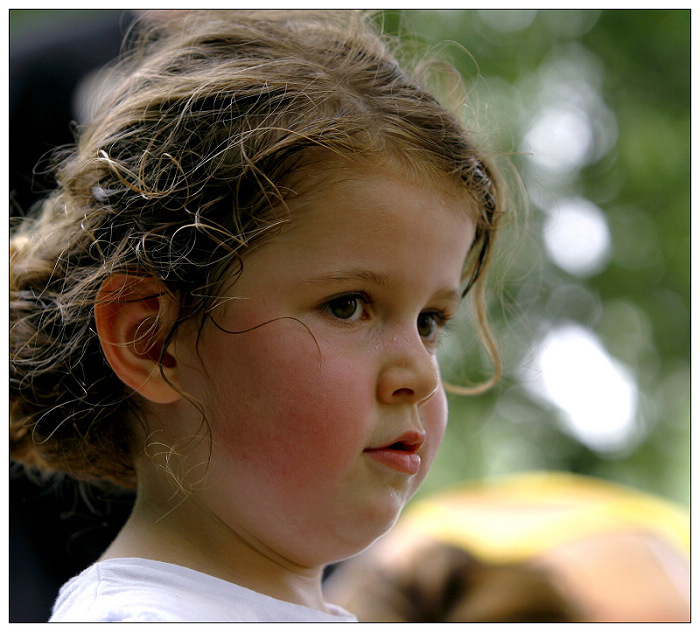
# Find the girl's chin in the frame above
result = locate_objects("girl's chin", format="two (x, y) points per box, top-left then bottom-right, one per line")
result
(337, 508), (408, 560)
(299, 514), (405, 568)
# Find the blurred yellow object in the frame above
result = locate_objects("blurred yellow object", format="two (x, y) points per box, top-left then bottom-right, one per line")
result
(404, 471), (689, 564)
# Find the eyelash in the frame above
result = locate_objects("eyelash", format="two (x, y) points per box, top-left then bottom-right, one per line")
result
(321, 292), (453, 341)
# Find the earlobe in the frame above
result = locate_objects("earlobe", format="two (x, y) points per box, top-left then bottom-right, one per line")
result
(95, 274), (182, 404)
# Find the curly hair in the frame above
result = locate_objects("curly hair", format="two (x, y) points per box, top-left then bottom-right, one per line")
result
(10, 10), (504, 487)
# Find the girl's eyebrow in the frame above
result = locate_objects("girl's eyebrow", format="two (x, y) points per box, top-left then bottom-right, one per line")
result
(304, 269), (462, 304)
(304, 269), (387, 287)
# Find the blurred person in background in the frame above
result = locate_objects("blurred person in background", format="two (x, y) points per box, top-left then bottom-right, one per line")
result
(324, 472), (689, 622)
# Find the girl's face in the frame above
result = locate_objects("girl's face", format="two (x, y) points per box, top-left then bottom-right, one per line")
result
(172, 165), (476, 568)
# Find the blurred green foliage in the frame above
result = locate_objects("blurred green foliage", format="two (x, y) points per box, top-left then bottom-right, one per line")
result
(381, 10), (689, 507)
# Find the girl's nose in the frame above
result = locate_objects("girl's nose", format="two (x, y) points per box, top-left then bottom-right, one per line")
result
(376, 332), (440, 406)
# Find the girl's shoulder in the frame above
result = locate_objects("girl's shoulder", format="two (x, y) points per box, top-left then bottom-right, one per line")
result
(49, 558), (357, 622)
(49, 558), (211, 622)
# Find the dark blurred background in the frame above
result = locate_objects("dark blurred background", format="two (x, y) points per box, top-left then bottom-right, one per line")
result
(9, 8), (690, 622)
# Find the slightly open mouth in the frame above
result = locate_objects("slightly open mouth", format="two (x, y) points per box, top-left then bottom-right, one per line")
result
(365, 441), (417, 454)
(364, 438), (423, 475)
(387, 441), (416, 452)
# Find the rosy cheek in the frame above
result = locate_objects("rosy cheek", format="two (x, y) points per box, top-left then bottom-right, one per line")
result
(203, 327), (372, 477)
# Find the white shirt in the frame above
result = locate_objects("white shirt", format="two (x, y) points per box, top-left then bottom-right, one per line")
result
(50, 557), (357, 622)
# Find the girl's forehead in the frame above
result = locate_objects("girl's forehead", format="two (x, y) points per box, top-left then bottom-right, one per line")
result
(284, 157), (472, 220)
(270, 166), (477, 264)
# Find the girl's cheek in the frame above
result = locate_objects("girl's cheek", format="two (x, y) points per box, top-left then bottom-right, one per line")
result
(204, 332), (373, 461)
(405, 388), (447, 499)
(423, 387), (449, 463)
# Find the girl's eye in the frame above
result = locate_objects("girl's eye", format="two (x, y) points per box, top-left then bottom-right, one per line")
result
(324, 295), (366, 321)
(417, 312), (446, 341)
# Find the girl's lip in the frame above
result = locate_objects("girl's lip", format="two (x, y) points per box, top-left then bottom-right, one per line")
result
(364, 430), (426, 475)
(364, 448), (422, 475)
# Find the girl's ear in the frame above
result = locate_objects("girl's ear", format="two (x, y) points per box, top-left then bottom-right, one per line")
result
(94, 274), (182, 404)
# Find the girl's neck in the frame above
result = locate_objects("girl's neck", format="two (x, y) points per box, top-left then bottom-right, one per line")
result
(100, 492), (328, 613)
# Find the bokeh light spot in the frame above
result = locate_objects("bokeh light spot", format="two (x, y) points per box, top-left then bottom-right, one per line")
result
(524, 323), (640, 453)
(543, 197), (611, 277)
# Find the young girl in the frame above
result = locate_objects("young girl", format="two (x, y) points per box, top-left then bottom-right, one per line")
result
(10, 10), (503, 622)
